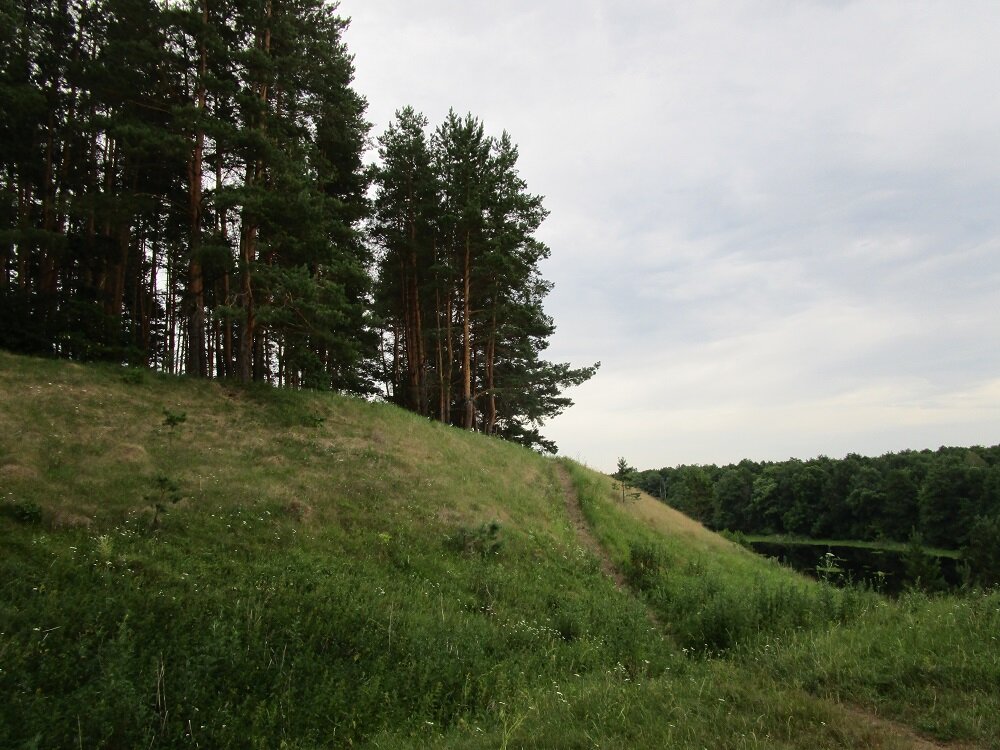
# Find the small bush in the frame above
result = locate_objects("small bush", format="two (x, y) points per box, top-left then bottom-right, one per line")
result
(161, 409), (187, 429)
(119, 367), (146, 385)
(719, 529), (752, 549)
(0, 498), (43, 525)
(627, 542), (667, 590)
(444, 520), (503, 559)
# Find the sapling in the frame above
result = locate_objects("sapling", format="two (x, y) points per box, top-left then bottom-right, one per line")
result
(147, 474), (182, 530)
(613, 457), (637, 503)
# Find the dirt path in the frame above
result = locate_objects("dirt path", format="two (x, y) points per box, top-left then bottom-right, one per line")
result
(551, 462), (982, 750)
(837, 703), (983, 750)
(552, 462), (666, 630)
(553, 462), (628, 588)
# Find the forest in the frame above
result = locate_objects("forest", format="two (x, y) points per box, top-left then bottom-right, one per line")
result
(628, 445), (1000, 584)
(0, 0), (595, 451)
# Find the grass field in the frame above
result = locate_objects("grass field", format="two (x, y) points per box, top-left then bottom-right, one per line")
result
(1, 351), (997, 748)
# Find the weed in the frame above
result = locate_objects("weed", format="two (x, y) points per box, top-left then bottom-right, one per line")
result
(627, 542), (667, 590)
(162, 409), (187, 429)
(119, 367), (146, 385)
(146, 474), (183, 529)
(0, 498), (43, 525)
(444, 520), (503, 559)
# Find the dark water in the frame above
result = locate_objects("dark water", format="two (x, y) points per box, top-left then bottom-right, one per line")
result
(748, 541), (962, 595)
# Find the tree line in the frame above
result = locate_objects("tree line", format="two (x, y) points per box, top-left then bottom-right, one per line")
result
(0, 0), (595, 451)
(629, 445), (1000, 554)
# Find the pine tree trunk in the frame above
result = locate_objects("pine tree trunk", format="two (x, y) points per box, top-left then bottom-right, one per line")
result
(435, 285), (446, 422)
(400, 259), (414, 408)
(486, 299), (498, 435)
(145, 232), (157, 366)
(15, 179), (30, 289)
(218, 157), (233, 379)
(445, 286), (454, 423)
(403, 201), (426, 414)
(186, 2), (209, 377)
(39, 113), (58, 300)
(239, 0), (271, 385)
(462, 231), (474, 429)
(237, 235), (254, 383)
(409, 235), (425, 414)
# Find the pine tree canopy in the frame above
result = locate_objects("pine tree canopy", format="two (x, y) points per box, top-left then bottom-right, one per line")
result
(0, 3), (596, 453)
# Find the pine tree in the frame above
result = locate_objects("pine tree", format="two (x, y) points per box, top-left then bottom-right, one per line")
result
(371, 110), (597, 451)
(372, 106), (440, 412)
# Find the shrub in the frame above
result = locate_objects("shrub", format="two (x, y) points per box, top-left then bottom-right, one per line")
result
(444, 520), (503, 559)
(0, 498), (43, 525)
(627, 542), (666, 591)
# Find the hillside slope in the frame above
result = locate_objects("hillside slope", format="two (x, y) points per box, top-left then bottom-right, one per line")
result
(1, 352), (997, 749)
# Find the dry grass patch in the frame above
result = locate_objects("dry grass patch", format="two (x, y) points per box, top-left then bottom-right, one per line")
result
(0, 463), (39, 480)
(49, 508), (93, 529)
(109, 443), (149, 464)
(623, 488), (737, 553)
(260, 454), (289, 469)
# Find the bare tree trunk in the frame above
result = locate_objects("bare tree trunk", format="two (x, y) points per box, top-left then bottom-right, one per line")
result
(400, 259), (413, 407)
(238, 0), (271, 384)
(461, 231), (474, 429)
(39, 113), (58, 300)
(166, 245), (178, 373)
(445, 287), (454, 423)
(217, 156), (233, 378)
(15, 180), (30, 289)
(185, 0), (209, 377)
(435, 285), (446, 422)
(406, 210), (426, 413)
(186, 13), (208, 377)
(486, 299), (498, 435)
(237, 213), (256, 384)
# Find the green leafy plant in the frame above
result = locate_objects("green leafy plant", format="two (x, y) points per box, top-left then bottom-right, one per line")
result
(146, 474), (182, 530)
(120, 367), (146, 385)
(816, 550), (847, 586)
(903, 531), (946, 592)
(444, 520), (503, 559)
(162, 409), (187, 429)
(0, 498), (43, 525)
(627, 542), (666, 590)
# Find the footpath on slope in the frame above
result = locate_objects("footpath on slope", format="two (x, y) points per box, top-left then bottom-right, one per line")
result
(551, 462), (982, 750)
(553, 462), (629, 589)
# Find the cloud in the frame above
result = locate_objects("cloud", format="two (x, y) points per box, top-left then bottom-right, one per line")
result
(341, 0), (1000, 470)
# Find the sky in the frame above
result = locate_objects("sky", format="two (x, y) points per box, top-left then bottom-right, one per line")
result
(339, 0), (1000, 472)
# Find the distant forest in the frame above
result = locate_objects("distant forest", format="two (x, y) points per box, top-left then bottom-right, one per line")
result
(0, 1), (595, 451)
(630, 445), (1000, 555)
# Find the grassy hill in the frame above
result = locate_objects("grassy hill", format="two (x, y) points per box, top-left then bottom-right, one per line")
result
(1, 351), (998, 749)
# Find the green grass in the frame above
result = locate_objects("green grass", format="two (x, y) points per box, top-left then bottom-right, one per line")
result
(563, 462), (875, 654)
(1, 351), (998, 748)
(563, 459), (1000, 747)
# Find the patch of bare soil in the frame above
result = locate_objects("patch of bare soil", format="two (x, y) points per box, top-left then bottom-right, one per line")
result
(837, 704), (984, 750)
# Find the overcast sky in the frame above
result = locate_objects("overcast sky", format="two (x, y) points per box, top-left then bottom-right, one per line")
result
(340, 0), (1000, 472)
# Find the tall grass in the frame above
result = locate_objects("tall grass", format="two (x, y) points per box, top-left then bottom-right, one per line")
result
(562, 457), (1000, 746)
(562, 460), (874, 653)
(1, 352), (997, 748)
